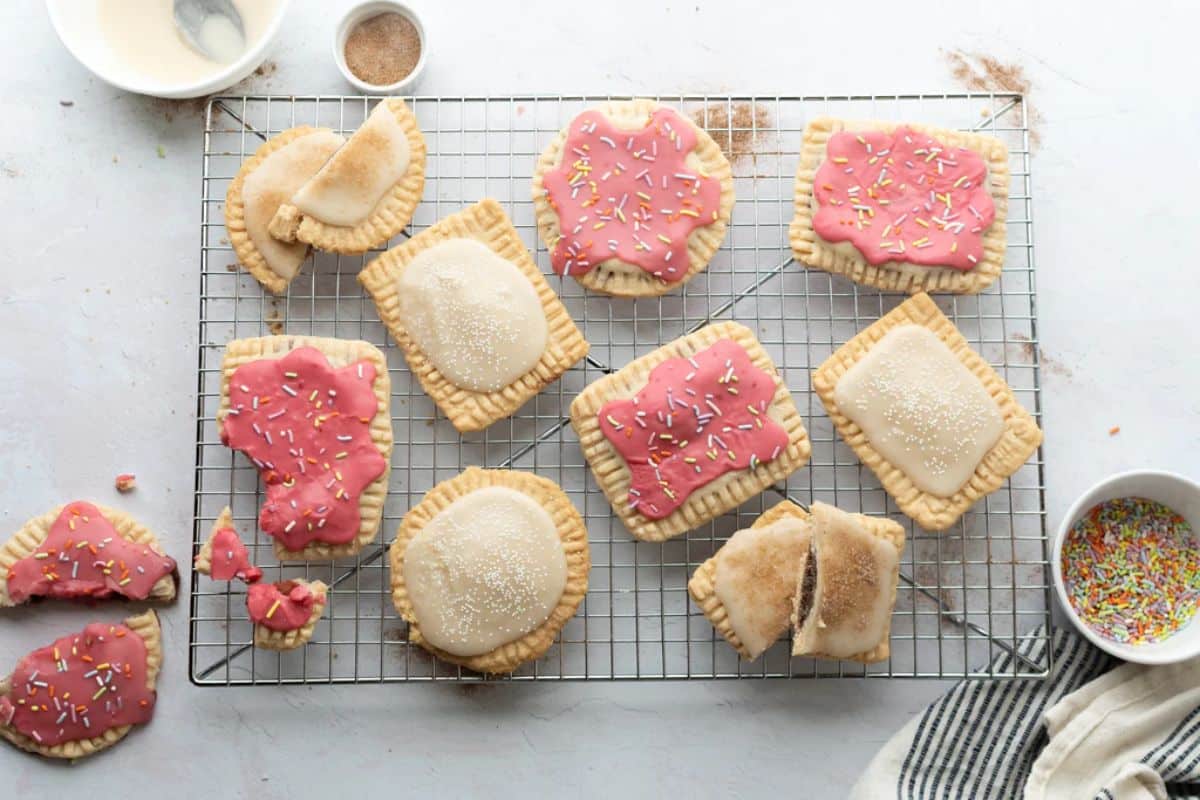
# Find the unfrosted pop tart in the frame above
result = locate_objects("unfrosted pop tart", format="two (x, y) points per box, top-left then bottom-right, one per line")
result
(0, 610), (162, 759)
(569, 321), (811, 542)
(359, 199), (590, 431)
(194, 506), (263, 584)
(224, 126), (346, 293)
(0, 502), (177, 608)
(269, 98), (427, 254)
(218, 336), (393, 560)
(791, 502), (905, 664)
(532, 98), (735, 297)
(813, 293), (1042, 530)
(390, 468), (590, 674)
(247, 578), (328, 650)
(687, 500), (812, 660)
(790, 118), (1009, 294)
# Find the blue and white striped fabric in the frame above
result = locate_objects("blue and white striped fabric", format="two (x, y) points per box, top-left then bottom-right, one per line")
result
(851, 627), (1200, 799)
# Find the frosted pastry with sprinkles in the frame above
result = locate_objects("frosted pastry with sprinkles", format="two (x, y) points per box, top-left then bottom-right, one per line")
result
(390, 467), (590, 674)
(194, 506), (263, 584)
(570, 321), (811, 542)
(218, 336), (393, 560)
(0, 610), (162, 759)
(813, 293), (1042, 530)
(533, 98), (735, 297)
(790, 117), (1009, 294)
(247, 578), (328, 650)
(0, 502), (177, 608)
(359, 199), (589, 431)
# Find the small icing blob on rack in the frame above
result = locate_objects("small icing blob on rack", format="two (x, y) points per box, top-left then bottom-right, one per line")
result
(812, 126), (995, 270)
(5, 502), (176, 604)
(541, 107), (722, 281)
(221, 347), (387, 552)
(597, 339), (789, 520)
(201, 527), (262, 584)
(246, 580), (321, 632)
(0, 621), (156, 747)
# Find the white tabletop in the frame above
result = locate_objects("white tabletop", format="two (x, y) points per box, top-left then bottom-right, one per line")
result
(1, 0), (1196, 795)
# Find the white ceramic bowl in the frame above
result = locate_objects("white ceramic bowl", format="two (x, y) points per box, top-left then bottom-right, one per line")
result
(45, 0), (292, 99)
(333, 1), (427, 94)
(1053, 469), (1200, 664)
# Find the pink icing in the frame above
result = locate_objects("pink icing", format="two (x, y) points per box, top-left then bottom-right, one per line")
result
(541, 107), (723, 282)
(200, 527), (262, 584)
(597, 339), (790, 520)
(246, 580), (319, 632)
(0, 620), (156, 747)
(220, 347), (387, 552)
(812, 126), (996, 270)
(5, 502), (177, 604)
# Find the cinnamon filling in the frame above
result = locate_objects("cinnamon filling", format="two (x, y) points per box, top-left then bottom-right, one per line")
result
(795, 544), (817, 626)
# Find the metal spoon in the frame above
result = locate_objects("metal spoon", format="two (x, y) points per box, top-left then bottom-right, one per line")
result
(173, 0), (246, 63)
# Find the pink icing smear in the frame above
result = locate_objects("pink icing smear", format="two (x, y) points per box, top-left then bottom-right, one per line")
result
(200, 527), (262, 584)
(5, 502), (177, 604)
(541, 107), (723, 282)
(597, 339), (789, 520)
(221, 347), (387, 552)
(812, 126), (996, 270)
(0, 620), (156, 747)
(246, 580), (319, 632)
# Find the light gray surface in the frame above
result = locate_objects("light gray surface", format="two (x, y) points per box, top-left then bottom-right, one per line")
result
(0, 0), (1195, 796)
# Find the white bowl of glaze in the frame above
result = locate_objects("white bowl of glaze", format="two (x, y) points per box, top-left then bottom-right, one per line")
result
(46, 0), (292, 99)
(1052, 469), (1200, 665)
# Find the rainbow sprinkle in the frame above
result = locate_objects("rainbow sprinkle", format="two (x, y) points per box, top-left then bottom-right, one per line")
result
(1062, 497), (1199, 645)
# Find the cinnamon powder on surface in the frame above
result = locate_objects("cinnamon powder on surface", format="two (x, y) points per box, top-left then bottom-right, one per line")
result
(344, 12), (421, 86)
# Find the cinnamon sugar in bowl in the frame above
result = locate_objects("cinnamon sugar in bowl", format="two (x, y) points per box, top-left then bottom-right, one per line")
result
(334, 2), (427, 94)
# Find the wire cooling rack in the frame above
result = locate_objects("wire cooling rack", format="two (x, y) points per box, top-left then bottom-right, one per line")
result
(190, 94), (1050, 684)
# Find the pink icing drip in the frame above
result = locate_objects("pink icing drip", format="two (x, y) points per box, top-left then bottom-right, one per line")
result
(220, 347), (387, 552)
(0, 621), (156, 747)
(541, 107), (723, 282)
(5, 502), (177, 604)
(812, 126), (996, 270)
(246, 580), (319, 632)
(597, 339), (789, 520)
(202, 528), (262, 584)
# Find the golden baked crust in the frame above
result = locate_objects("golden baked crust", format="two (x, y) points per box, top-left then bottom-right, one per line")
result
(217, 335), (393, 560)
(389, 467), (590, 674)
(687, 499), (809, 659)
(268, 97), (427, 254)
(531, 98), (735, 297)
(359, 198), (589, 432)
(223, 125), (330, 294)
(252, 579), (328, 651)
(569, 321), (811, 542)
(193, 505), (234, 577)
(0, 506), (177, 608)
(789, 117), (1010, 295)
(0, 610), (162, 759)
(790, 508), (905, 664)
(812, 293), (1042, 530)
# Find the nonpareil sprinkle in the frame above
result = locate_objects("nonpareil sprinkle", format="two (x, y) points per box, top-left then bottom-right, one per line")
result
(343, 12), (421, 87)
(1061, 496), (1199, 645)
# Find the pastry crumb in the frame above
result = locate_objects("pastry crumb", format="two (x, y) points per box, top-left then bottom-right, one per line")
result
(1108, 426), (1121, 436)
(60, 99), (74, 107)
(115, 473), (137, 493)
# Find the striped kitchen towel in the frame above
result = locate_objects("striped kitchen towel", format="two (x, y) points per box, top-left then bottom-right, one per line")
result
(850, 626), (1200, 799)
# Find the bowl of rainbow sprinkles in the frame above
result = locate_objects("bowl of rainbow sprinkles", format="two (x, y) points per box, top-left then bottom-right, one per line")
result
(1054, 470), (1200, 664)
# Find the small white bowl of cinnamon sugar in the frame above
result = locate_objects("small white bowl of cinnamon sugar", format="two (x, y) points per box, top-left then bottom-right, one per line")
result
(335, 1), (427, 94)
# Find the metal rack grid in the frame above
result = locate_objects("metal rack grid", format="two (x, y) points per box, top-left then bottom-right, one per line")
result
(190, 94), (1051, 684)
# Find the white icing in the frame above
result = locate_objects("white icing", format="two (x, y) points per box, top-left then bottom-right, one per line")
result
(291, 102), (411, 226)
(712, 516), (812, 659)
(833, 325), (1005, 498)
(242, 130), (345, 279)
(799, 502), (899, 659)
(396, 238), (548, 392)
(402, 486), (567, 657)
